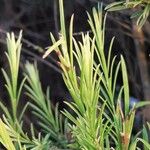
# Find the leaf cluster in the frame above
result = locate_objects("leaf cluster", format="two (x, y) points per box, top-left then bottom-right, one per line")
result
(105, 0), (150, 28)
(0, 0), (150, 149)
(0, 31), (69, 149)
(43, 0), (150, 149)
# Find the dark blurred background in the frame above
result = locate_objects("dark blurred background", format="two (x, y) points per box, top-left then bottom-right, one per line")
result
(0, 0), (150, 130)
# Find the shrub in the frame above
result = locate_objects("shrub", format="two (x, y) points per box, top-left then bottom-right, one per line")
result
(0, 0), (149, 149)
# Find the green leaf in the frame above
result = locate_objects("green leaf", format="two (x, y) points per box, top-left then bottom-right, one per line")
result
(18, 102), (29, 122)
(121, 55), (129, 116)
(17, 76), (27, 104)
(135, 101), (150, 109)
(137, 138), (150, 149)
(105, 2), (125, 10)
(0, 119), (16, 150)
(69, 14), (74, 66)
(0, 101), (12, 122)
(43, 38), (63, 58)
(105, 1), (128, 12)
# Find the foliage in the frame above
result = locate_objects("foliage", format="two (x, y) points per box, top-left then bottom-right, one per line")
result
(0, 115), (52, 150)
(0, 118), (16, 150)
(24, 61), (69, 148)
(43, 0), (150, 149)
(0, 0), (150, 149)
(0, 31), (27, 128)
(105, 0), (150, 28)
(0, 27), (68, 150)
(0, 32), (66, 150)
